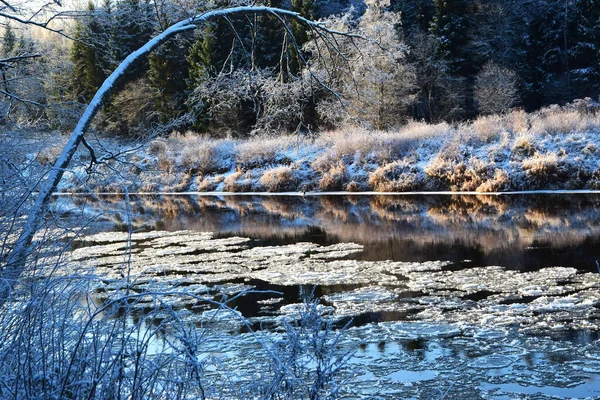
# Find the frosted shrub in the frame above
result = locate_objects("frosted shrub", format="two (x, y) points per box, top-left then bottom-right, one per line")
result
(319, 162), (349, 191)
(178, 134), (234, 174)
(471, 114), (509, 143)
(512, 134), (538, 158)
(474, 62), (519, 115)
(368, 160), (423, 192)
(236, 136), (295, 170)
(258, 296), (355, 399)
(260, 166), (300, 192)
(521, 151), (569, 188)
(476, 169), (510, 192)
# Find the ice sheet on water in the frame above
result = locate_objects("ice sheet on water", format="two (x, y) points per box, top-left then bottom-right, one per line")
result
(57, 229), (600, 336)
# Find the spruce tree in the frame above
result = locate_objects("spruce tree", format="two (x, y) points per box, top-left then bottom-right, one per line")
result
(70, 2), (106, 103)
(2, 24), (16, 57)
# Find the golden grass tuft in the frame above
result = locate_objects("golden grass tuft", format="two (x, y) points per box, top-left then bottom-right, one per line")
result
(259, 166), (299, 192)
(368, 161), (422, 192)
(319, 162), (349, 191)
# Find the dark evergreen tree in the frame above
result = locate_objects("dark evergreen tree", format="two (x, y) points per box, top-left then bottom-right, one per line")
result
(429, 0), (475, 76)
(70, 2), (106, 103)
(2, 24), (16, 56)
(148, 36), (190, 121)
(391, 0), (436, 34)
(568, 0), (600, 98)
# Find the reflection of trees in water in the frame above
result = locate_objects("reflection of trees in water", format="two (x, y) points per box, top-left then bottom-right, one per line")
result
(70, 194), (600, 267)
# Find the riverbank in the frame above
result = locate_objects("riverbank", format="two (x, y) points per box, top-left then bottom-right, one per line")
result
(41, 103), (600, 194)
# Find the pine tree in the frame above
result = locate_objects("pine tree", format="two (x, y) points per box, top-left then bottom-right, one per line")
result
(429, 0), (474, 76)
(148, 37), (190, 121)
(2, 24), (16, 57)
(70, 2), (106, 103)
(568, 0), (600, 98)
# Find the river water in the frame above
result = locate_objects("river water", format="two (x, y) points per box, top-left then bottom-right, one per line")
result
(62, 193), (600, 399)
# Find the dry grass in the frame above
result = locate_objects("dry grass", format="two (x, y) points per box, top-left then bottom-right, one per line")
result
(318, 162), (349, 191)
(259, 166), (299, 192)
(529, 106), (600, 135)
(175, 133), (234, 174)
(317, 122), (450, 163)
(470, 115), (508, 143)
(236, 135), (298, 170)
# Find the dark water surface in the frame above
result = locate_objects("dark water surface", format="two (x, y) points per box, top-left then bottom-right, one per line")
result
(75, 193), (600, 272)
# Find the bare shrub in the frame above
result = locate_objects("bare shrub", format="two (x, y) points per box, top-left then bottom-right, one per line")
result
(474, 62), (519, 115)
(260, 167), (300, 192)
(368, 161), (423, 192)
(254, 74), (308, 134)
(319, 162), (349, 191)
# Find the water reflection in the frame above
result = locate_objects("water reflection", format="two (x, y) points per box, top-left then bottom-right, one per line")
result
(69, 193), (600, 272)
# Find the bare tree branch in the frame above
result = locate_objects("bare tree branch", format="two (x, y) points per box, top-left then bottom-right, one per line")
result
(2, 5), (357, 301)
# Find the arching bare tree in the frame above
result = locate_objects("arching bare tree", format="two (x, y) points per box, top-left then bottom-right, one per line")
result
(1, 5), (354, 300)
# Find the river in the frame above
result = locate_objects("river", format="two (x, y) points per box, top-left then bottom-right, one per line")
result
(59, 193), (600, 399)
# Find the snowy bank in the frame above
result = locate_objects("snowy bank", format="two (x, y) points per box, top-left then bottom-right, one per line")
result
(54, 105), (600, 194)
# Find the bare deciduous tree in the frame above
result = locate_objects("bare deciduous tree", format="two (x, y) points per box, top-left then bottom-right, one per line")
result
(1, 5), (355, 301)
(475, 62), (520, 115)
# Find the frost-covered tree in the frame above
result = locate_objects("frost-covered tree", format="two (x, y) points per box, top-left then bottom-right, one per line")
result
(474, 62), (519, 115)
(314, 2), (416, 129)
